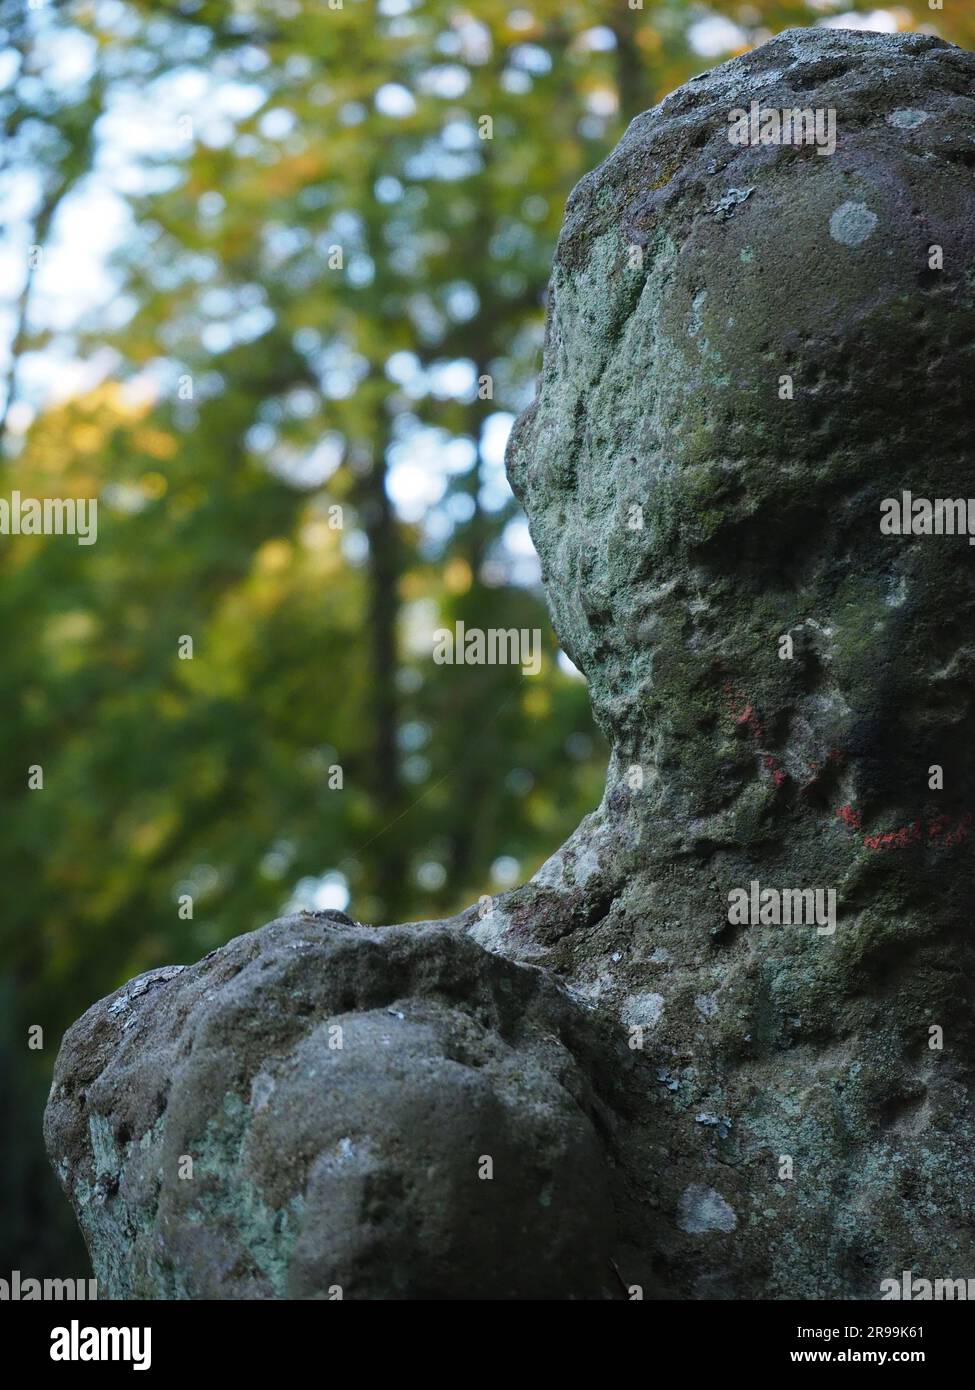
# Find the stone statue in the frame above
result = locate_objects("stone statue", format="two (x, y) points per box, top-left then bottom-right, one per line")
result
(45, 25), (975, 1299)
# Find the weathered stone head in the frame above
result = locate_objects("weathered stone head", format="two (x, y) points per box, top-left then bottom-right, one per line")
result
(509, 26), (975, 839)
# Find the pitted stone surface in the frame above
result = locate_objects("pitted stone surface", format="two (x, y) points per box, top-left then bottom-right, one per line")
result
(507, 26), (975, 782)
(503, 25), (975, 1299)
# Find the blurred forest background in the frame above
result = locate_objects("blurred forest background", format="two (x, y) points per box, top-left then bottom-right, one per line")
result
(2, 0), (971, 1278)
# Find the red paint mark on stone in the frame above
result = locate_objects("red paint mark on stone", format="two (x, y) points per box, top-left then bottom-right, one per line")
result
(723, 682), (785, 787)
(863, 820), (922, 851)
(834, 805), (971, 851)
(722, 684), (969, 851)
